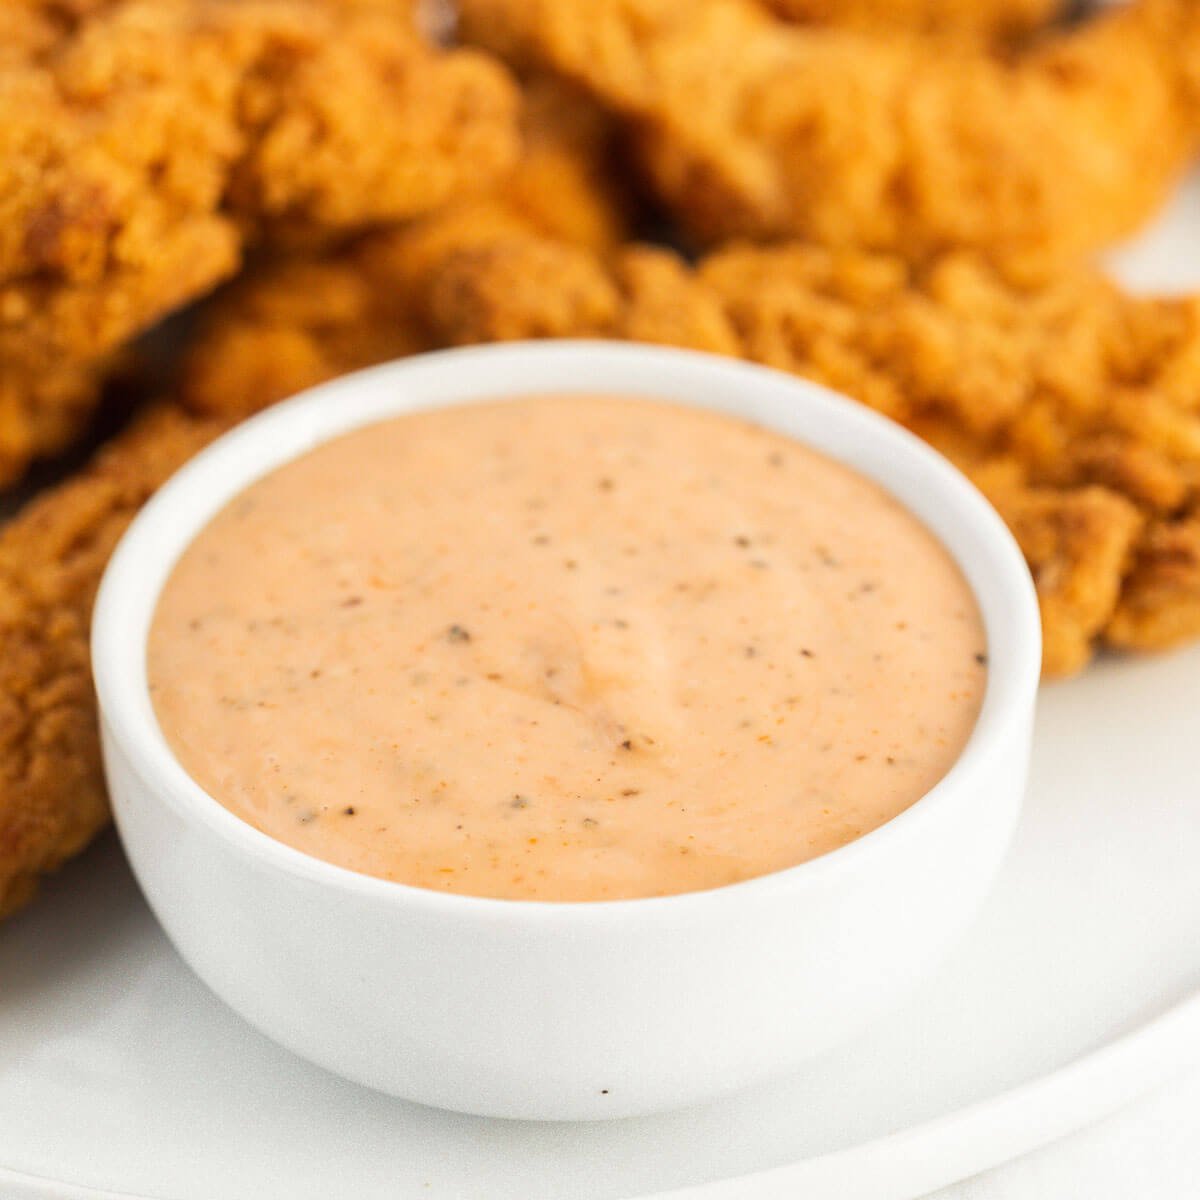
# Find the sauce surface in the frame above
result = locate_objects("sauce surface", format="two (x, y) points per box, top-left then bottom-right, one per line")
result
(149, 395), (986, 901)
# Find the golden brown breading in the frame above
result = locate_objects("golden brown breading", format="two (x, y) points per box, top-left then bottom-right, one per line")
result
(420, 237), (743, 352)
(500, 76), (637, 257)
(180, 77), (638, 418)
(0, 0), (519, 483)
(0, 1), (122, 62)
(426, 236), (621, 344)
(0, 221), (241, 486)
(458, 0), (1198, 262)
(761, 0), (1061, 41)
(0, 404), (228, 920)
(611, 247), (742, 354)
(977, 479), (1144, 677)
(181, 231), (739, 421)
(1, 0), (518, 283)
(1106, 515), (1200, 654)
(179, 246), (434, 419)
(700, 247), (1200, 476)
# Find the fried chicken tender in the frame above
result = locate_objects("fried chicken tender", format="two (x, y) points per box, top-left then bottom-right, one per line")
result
(0, 405), (228, 920)
(0, 223), (242, 486)
(978, 479), (1144, 676)
(499, 77), (637, 257)
(1107, 514), (1200, 653)
(458, 0), (1198, 262)
(181, 230), (739, 421)
(181, 77), (637, 417)
(0, 0), (519, 485)
(423, 240), (741, 352)
(179, 247), (435, 419)
(761, 0), (1061, 42)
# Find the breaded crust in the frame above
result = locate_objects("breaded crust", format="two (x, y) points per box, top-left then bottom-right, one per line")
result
(180, 77), (639, 418)
(0, 0), (520, 484)
(458, 0), (1198, 263)
(762, 0), (1061, 42)
(0, 405), (228, 919)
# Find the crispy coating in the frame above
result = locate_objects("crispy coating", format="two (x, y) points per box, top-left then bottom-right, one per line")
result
(0, 404), (228, 919)
(0, 0), (519, 483)
(458, 0), (1198, 262)
(1106, 515), (1200, 653)
(0, 221), (241, 487)
(422, 238), (742, 352)
(181, 77), (637, 417)
(978, 479), (1144, 676)
(700, 247), (1200, 475)
(179, 246), (434, 419)
(426, 237), (621, 344)
(761, 0), (1061, 41)
(501, 76), (637, 257)
(1, 0), (518, 282)
(0, 360), (113, 491)
(181, 231), (738, 421)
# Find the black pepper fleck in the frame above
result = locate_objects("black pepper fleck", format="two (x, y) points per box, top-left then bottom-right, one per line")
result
(447, 624), (472, 643)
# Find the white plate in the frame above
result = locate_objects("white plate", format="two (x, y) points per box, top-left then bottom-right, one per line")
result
(2, 176), (1199, 1200)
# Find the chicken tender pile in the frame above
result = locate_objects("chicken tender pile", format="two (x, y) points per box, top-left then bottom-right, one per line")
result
(0, 0), (519, 485)
(1, 0), (1199, 916)
(0, 406), (228, 918)
(458, 0), (1198, 261)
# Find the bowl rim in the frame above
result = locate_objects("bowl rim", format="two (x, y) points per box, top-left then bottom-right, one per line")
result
(92, 340), (1041, 923)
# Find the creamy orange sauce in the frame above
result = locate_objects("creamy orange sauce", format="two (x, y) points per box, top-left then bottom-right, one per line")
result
(149, 395), (986, 901)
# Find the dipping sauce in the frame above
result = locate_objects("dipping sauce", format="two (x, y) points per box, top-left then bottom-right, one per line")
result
(149, 395), (986, 901)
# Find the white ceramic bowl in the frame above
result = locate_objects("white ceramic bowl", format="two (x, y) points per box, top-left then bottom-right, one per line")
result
(93, 342), (1041, 1121)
